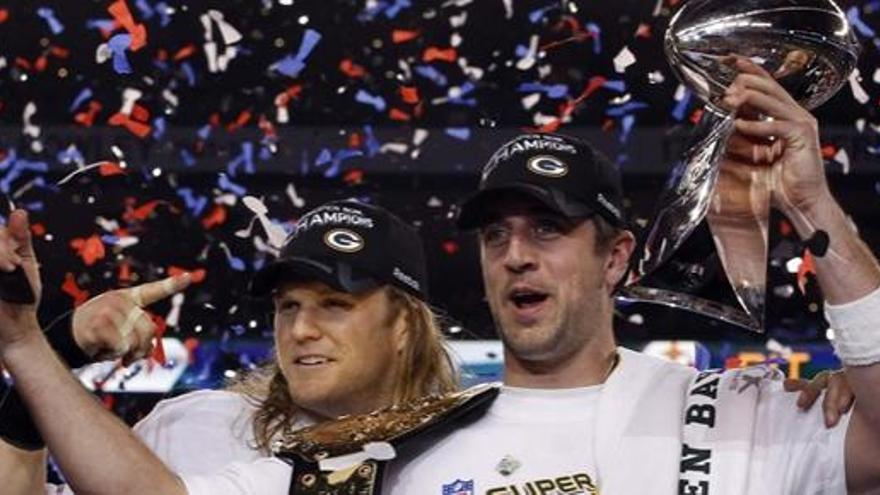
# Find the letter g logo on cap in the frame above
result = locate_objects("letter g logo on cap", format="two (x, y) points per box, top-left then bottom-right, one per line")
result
(526, 155), (568, 178)
(324, 229), (365, 253)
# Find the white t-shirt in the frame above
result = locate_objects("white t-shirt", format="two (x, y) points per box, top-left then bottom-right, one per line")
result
(180, 378), (848, 495)
(46, 389), (271, 494)
(132, 389), (262, 474)
(385, 385), (602, 494)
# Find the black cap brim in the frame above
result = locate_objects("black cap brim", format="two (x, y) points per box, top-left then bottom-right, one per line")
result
(456, 183), (596, 230)
(249, 257), (381, 297)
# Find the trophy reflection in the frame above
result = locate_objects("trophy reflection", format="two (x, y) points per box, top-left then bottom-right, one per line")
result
(620, 0), (859, 332)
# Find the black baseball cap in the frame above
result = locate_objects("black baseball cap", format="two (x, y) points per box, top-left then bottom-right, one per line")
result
(249, 199), (428, 301)
(456, 133), (626, 229)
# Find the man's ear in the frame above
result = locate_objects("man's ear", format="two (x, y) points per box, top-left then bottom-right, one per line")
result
(605, 230), (636, 291)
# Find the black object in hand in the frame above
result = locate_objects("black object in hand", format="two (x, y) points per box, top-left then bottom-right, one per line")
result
(0, 265), (35, 304)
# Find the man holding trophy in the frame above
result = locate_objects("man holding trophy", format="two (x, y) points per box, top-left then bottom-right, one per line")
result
(0, 1), (877, 494)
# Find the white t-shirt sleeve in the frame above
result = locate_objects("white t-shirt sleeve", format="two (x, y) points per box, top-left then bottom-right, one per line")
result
(180, 458), (292, 495)
(750, 379), (850, 494)
(133, 389), (261, 474)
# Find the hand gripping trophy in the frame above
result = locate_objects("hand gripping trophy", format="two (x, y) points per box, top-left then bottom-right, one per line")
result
(621, 0), (860, 332)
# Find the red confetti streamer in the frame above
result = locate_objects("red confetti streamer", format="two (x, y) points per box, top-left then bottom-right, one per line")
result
(226, 110), (252, 132)
(107, 0), (147, 51)
(30, 223), (46, 237)
(168, 266), (206, 283)
(99, 161), (127, 177)
(348, 132), (362, 148)
(173, 44), (197, 61)
(389, 108), (411, 121)
(343, 169), (364, 185)
(635, 23), (652, 38)
(689, 108), (704, 124)
(532, 76), (607, 133)
(0, 9), (9, 23)
(392, 29), (419, 43)
(108, 112), (151, 138)
(149, 314), (168, 365)
(49, 46), (70, 58)
(70, 234), (106, 266)
(779, 219), (793, 237)
(275, 84), (303, 107)
(442, 240), (459, 255)
(422, 47), (457, 63)
(400, 86), (420, 104)
(821, 144), (837, 159)
(201, 204), (227, 229)
(339, 59), (366, 78)
(74, 101), (103, 127)
(123, 199), (163, 222)
(118, 260), (132, 284)
(34, 55), (48, 72)
(62, 272), (90, 306)
(183, 337), (200, 364)
(797, 250), (816, 295)
(130, 103), (150, 123)
(258, 115), (277, 140)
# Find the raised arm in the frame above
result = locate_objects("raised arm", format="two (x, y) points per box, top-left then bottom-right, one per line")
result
(723, 57), (880, 492)
(0, 210), (187, 495)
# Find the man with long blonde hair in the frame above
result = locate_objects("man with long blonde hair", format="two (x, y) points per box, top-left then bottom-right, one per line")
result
(1, 198), (458, 494)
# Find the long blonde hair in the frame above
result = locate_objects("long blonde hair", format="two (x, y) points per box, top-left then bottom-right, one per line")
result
(228, 286), (459, 453)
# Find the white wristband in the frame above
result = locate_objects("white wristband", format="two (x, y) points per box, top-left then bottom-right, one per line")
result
(826, 285), (880, 366)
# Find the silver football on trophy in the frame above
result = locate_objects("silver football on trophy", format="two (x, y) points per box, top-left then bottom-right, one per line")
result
(666, 0), (859, 110)
(624, 0), (859, 332)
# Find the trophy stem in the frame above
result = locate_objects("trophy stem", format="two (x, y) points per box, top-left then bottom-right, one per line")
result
(631, 106), (735, 283)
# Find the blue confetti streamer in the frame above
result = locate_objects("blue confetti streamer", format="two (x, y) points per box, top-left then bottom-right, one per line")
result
(37, 8), (64, 35)
(155, 2), (172, 26)
(181, 61), (196, 86)
(135, 0), (155, 20)
(671, 89), (692, 122)
(152, 117), (166, 140)
(445, 128), (471, 140)
(847, 7), (877, 37)
(619, 114), (636, 144)
(86, 19), (116, 32)
(602, 80), (627, 93)
(319, 149), (364, 178)
(271, 29), (322, 78)
(217, 174), (247, 196)
(448, 82), (477, 106)
(179, 148), (196, 167)
(226, 255), (246, 272)
(108, 34), (134, 74)
(605, 101), (649, 118)
(177, 187), (208, 216)
(197, 124), (212, 141)
(355, 89), (387, 112)
(586, 23), (602, 54)
(315, 148), (333, 167)
(414, 65), (448, 86)
(528, 4), (558, 24)
(362, 125), (381, 157)
(227, 142), (255, 176)
(0, 150), (16, 171)
(384, 0), (412, 19)
(518, 82), (570, 99)
(69, 88), (93, 113)
(56, 146), (84, 165)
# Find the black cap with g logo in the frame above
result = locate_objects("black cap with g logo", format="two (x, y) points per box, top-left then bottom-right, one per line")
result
(456, 133), (626, 229)
(249, 199), (428, 300)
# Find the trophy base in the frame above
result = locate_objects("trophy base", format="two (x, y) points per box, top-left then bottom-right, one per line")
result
(615, 285), (761, 333)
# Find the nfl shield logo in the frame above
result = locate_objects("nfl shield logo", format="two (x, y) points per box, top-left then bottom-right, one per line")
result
(442, 479), (474, 495)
